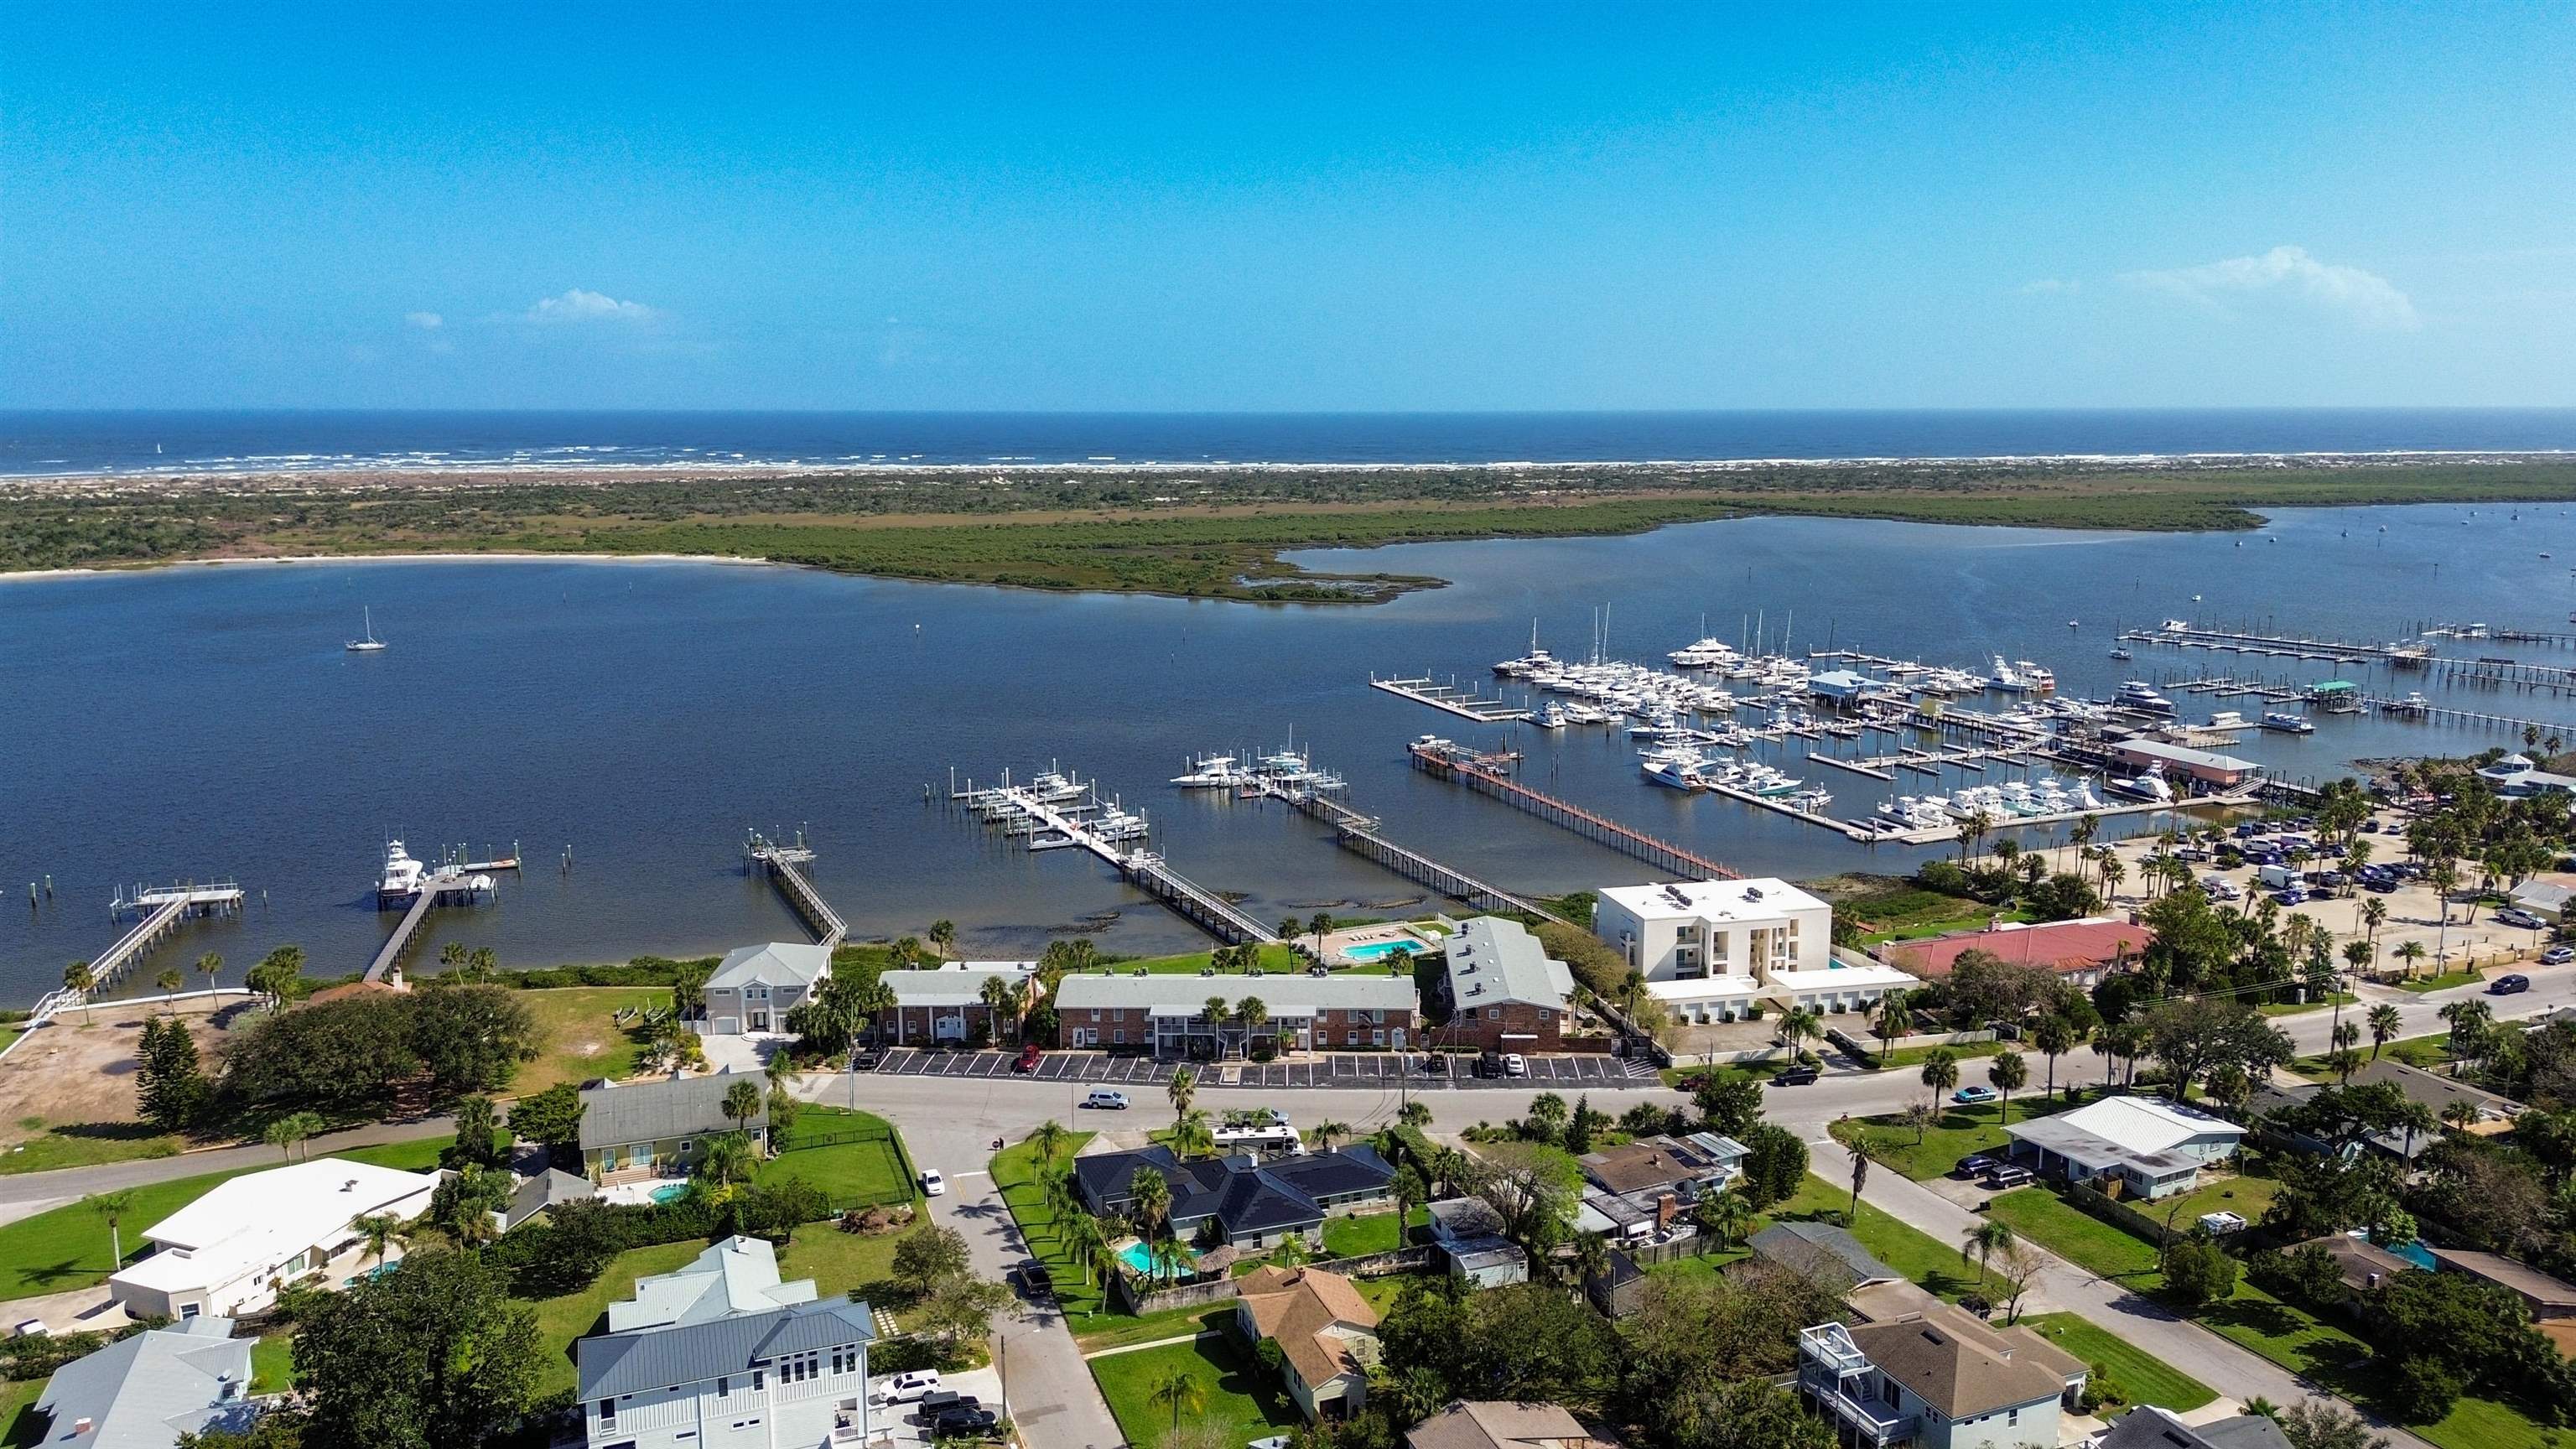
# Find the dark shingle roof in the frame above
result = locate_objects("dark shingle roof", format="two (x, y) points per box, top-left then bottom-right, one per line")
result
(2099, 1407), (2292, 1449)
(1072, 1145), (1390, 1239)
(1751, 1221), (1901, 1290)
(577, 1297), (876, 1400)
(579, 1071), (766, 1151)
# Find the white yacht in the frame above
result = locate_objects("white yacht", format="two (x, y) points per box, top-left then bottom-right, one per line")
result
(1531, 701), (1569, 730)
(1640, 748), (1705, 790)
(1987, 656), (2031, 693)
(377, 839), (430, 905)
(1026, 771), (1086, 803)
(2107, 761), (2175, 802)
(345, 607), (387, 652)
(2262, 712), (2316, 735)
(1171, 755), (1247, 788)
(2115, 681), (2176, 715)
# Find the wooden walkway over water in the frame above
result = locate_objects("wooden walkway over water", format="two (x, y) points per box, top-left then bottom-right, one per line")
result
(957, 771), (1281, 947)
(745, 832), (848, 950)
(1410, 739), (1741, 880)
(48, 882), (247, 1014)
(361, 853), (521, 983)
(1369, 673), (1530, 723)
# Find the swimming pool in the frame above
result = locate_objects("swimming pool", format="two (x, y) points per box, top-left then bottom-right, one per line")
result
(1118, 1241), (1193, 1278)
(2386, 1238), (2437, 1270)
(1342, 941), (1419, 963)
(650, 1183), (691, 1205)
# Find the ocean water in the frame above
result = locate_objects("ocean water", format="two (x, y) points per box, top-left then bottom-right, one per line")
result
(8, 499), (2576, 1007)
(7, 408), (2576, 475)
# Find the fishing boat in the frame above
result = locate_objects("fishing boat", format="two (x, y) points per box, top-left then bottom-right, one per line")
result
(1987, 656), (2032, 693)
(1640, 748), (1704, 790)
(1531, 701), (1569, 730)
(2108, 646), (2133, 661)
(377, 839), (430, 905)
(345, 607), (387, 652)
(2114, 681), (2176, 716)
(1171, 754), (1247, 788)
(2262, 712), (2315, 735)
(2106, 761), (2175, 802)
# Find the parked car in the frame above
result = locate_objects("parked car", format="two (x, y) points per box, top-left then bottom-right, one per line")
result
(1012, 1260), (1054, 1300)
(2542, 946), (2575, 966)
(2498, 908), (2548, 930)
(880, 1371), (942, 1404)
(932, 1407), (1000, 1436)
(2490, 974), (2533, 995)
(1503, 1053), (1530, 1078)
(1419, 1053), (1450, 1075)
(1953, 1085), (1999, 1105)
(1082, 1088), (1130, 1109)
(1013, 1042), (1044, 1072)
(1981, 1165), (2036, 1189)
(2365, 875), (2400, 894)
(2271, 889), (2308, 907)
(1952, 1153), (1999, 1179)
(1770, 1064), (1820, 1087)
(1477, 1050), (1505, 1078)
(919, 1169), (947, 1197)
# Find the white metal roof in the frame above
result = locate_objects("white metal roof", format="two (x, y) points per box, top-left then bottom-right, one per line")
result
(879, 968), (1034, 1009)
(1597, 877), (1828, 924)
(1053, 972), (1417, 1014)
(1446, 917), (1575, 1011)
(117, 1158), (439, 1293)
(2009, 1093), (2243, 1158)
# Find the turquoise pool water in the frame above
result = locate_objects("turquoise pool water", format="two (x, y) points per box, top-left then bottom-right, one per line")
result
(2387, 1238), (2436, 1270)
(650, 1183), (691, 1204)
(1119, 1241), (1193, 1277)
(1343, 940), (1419, 963)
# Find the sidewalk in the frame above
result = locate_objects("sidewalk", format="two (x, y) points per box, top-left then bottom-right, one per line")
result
(1808, 1137), (2432, 1449)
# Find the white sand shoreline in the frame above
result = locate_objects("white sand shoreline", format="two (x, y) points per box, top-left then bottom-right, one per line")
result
(0, 551), (781, 584)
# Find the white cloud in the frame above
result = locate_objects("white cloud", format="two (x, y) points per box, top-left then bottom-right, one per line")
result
(2122, 245), (2418, 330)
(404, 310), (444, 330)
(522, 288), (656, 324)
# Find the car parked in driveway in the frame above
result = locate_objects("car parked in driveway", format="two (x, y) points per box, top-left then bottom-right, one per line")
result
(1953, 1085), (1998, 1105)
(1952, 1153), (1998, 1179)
(932, 1407), (999, 1437)
(2490, 974), (2532, 995)
(1981, 1165), (2036, 1189)
(878, 1371), (942, 1405)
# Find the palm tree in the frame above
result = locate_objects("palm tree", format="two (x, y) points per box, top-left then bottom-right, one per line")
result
(1874, 989), (1912, 1062)
(1031, 1118), (1069, 1170)
(2067, 813), (2100, 878)
(440, 941), (469, 976)
(1620, 969), (1648, 1022)
(263, 1113), (317, 1163)
(1150, 1368), (1206, 1441)
(2099, 854), (2127, 903)
(2205, 1063), (2251, 1115)
(1958, 808), (1993, 866)
(1312, 1119), (1351, 1153)
(2394, 940), (2429, 980)
(1398, 1099), (1432, 1130)
(1568, 1230), (1612, 1294)
(1961, 1219), (2017, 1285)
(1235, 996), (1270, 1056)
(1987, 1050), (2028, 1125)
(1061, 1211), (1106, 1287)
(1775, 1006), (1822, 1064)
(2395, 1098), (2438, 1161)
(63, 960), (96, 1022)
(1693, 1188), (1756, 1254)
(723, 1078), (762, 1133)
(1309, 911), (1334, 960)
(352, 1212), (406, 1270)
(694, 1130), (758, 1187)
(928, 919), (958, 961)
(1846, 1134), (1879, 1219)
(195, 951), (223, 995)
(1129, 1166), (1174, 1262)
(2442, 1099), (2482, 1136)
(1171, 1108), (1214, 1158)
(2367, 1003), (2402, 1060)
(1167, 1065), (1195, 1124)
(1278, 917), (1301, 948)
(1920, 1047), (1961, 1114)
(980, 974), (1017, 1043)
(2029, 1016), (2076, 1101)
(1995, 837), (2022, 880)
(155, 968), (183, 997)
(88, 1190), (136, 1270)
(2360, 896), (2388, 951)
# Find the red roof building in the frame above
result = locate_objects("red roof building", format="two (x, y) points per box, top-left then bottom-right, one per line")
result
(1885, 917), (2151, 986)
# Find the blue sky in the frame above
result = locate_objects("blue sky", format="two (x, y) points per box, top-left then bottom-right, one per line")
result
(3, 4), (2570, 410)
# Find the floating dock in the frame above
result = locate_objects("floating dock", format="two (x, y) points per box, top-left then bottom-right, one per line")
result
(956, 768), (1280, 947)
(2366, 696), (2576, 738)
(1369, 673), (1530, 723)
(2122, 622), (2432, 668)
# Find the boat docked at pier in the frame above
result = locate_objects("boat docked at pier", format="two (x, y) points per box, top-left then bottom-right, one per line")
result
(377, 839), (429, 903)
(2114, 680), (2176, 716)
(2106, 761), (2176, 802)
(1171, 754), (1249, 788)
(2262, 712), (2315, 734)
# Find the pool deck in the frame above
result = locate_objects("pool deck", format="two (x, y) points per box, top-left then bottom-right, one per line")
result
(1325, 922), (1444, 965)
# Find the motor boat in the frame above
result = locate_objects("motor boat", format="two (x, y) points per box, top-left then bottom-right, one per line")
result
(2106, 761), (2176, 803)
(2114, 681), (2176, 716)
(1987, 656), (2032, 693)
(1171, 755), (1247, 788)
(2262, 712), (2315, 735)
(2108, 646), (2133, 661)
(1531, 701), (1569, 730)
(377, 839), (430, 905)
(1640, 748), (1705, 790)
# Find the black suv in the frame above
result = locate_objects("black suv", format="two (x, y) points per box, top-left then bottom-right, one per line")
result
(1476, 1050), (1504, 1078)
(932, 1405), (1000, 1436)
(1770, 1064), (1820, 1087)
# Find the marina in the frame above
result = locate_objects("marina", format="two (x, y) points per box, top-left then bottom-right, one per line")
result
(361, 840), (522, 984)
(953, 767), (1282, 946)
(1368, 673), (1530, 723)
(2119, 620), (2436, 668)
(1410, 735), (1743, 880)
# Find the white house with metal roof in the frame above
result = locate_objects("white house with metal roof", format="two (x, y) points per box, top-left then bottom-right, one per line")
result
(1592, 878), (1913, 1022)
(33, 1317), (259, 1449)
(106, 1157), (439, 1320)
(578, 1290), (877, 1449)
(2002, 1093), (2245, 1199)
(609, 1236), (817, 1332)
(702, 942), (832, 1036)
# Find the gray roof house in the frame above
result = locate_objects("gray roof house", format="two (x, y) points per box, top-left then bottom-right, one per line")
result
(2098, 1405), (2292, 1449)
(500, 1167), (599, 1232)
(578, 1070), (769, 1179)
(34, 1317), (259, 1449)
(1750, 1221), (1903, 1292)
(1445, 917), (1577, 1012)
(608, 1235), (817, 1332)
(701, 942), (832, 1036)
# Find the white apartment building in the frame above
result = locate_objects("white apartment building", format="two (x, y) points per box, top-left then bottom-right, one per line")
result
(1592, 878), (1912, 1022)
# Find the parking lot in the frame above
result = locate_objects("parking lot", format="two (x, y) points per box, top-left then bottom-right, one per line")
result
(865, 1046), (1659, 1089)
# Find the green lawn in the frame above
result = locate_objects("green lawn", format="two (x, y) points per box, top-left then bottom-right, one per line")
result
(0, 1135), (445, 1302)
(1321, 1208), (1410, 1259)
(1, 1378), (44, 1449)
(758, 1108), (911, 1206)
(512, 985), (670, 1095)
(2153, 1169), (2281, 1229)
(250, 1332), (296, 1392)
(2019, 1313), (2215, 1412)
(524, 1238), (708, 1397)
(1875, 1039), (2012, 1071)
(1983, 1188), (2162, 1282)
(1088, 1332), (1302, 1449)
(2397, 969), (2484, 994)
(1106, 945), (1320, 975)
(990, 1129), (1119, 1331)
(2258, 991), (2356, 1017)
(1837, 1096), (2070, 1182)
(2289, 1033), (2456, 1079)
(0, 1122), (184, 1177)
(774, 1217), (918, 1300)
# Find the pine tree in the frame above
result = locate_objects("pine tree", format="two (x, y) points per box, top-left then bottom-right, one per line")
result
(135, 1015), (208, 1130)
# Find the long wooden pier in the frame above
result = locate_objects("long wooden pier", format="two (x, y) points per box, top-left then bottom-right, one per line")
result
(2366, 696), (2576, 738)
(958, 768), (1280, 947)
(1410, 739), (1741, 880)
(1329, 823), (1572, 926)
(362, 857), (517, 984)
(50, 881), (247, 1012)
(1124, 854), (1279, 944)
(745, 831), (849, 950)
(2122, 622), (2433, 668)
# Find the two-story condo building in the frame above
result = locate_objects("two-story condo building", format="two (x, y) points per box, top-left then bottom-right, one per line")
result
(1436, 917), (1579, 1052)
(701, 943), (831, 1036)
(1592, 878), (1913, 1022)
(876, 966), (1040, 1045)
(578, 1237), (875, 1449)
(1798, 1305), (2086, 1449)
(1052, 972), (1416, 1057)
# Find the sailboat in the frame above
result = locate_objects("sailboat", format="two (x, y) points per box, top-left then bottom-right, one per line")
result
(345, 607), (387, 652)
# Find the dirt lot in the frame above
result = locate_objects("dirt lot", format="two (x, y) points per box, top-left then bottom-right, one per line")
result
(0, 995), (240, 1147)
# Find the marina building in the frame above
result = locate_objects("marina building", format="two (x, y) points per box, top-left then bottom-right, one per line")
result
(106, 1158), (440, 1321)
(2477, 752), (2576, 797)
(701, 942), (830, 1036)
(1435, 917), (1579, 1052)
(1591, 879), (1912, 1022)
(876, 965), (1041, 1045)
(1051, 972), (1416, 1056)
(2101, 738), (2261, 792)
